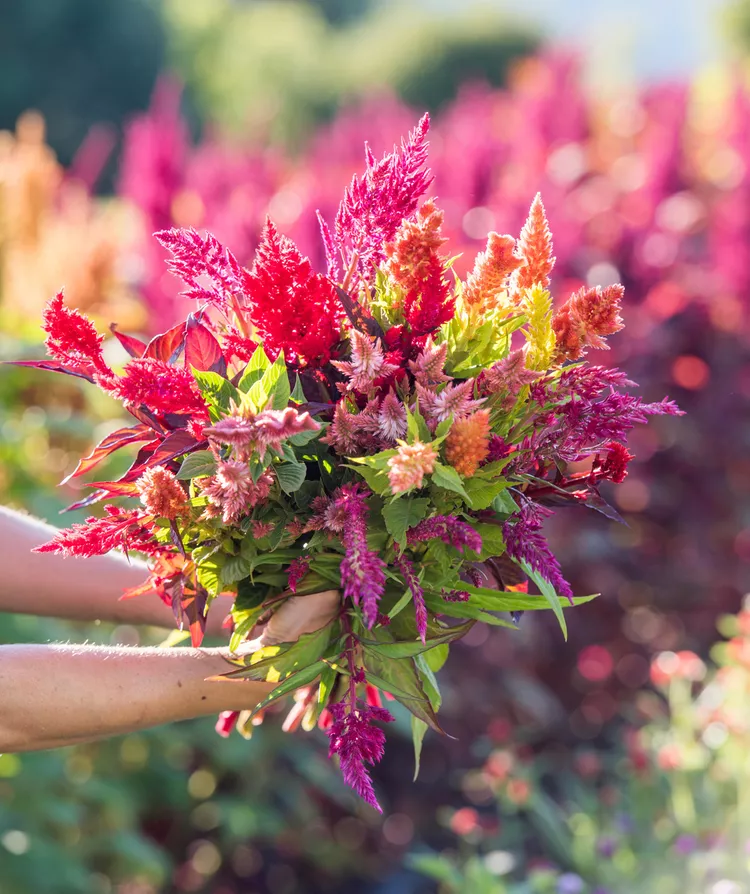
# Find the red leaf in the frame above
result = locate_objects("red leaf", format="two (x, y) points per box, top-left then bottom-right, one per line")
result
(110, 323), (147, 359)
(181, 587), (207, 646)
(184, 315), (224, 373)
(63, 489), (109, 512)
(144, 321), (186, 364)
(148, 430), (200, 467)
(89, 480), (142, 498)
(61, 424), (156, 484)
(4, 359), (94, 382)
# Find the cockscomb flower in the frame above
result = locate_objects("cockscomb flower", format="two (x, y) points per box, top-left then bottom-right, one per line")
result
(521, 283), (556, 371)
(333, 330), (399, 394)
(596, 442), (634, 484)
(408, 338), (451, 386)
(462, 233), (522, 314)
(105, 358), (209, 419)
(42, 291), (113, 379)
(403, 253), (455, 336)
(406, 515), (482, 554)
(509, 194), (555, 299)
(483, 350), (541, 408)
(202, 460), (273, 525)
(387, 441), (438, 494)
(136, 466), (189, 519)
(250, 519), (274, 539)
(326, 699), (394, 812)
(287, 556), (311, 594)
(245, 219), (343, 367)
(445, 409), (491, 478)
(553, 284), (625, 362)
(322, 399), (383, 456)
(416, 379), (484, 426)
(385, 198), (447, 296)
(34, 506), (158, 558)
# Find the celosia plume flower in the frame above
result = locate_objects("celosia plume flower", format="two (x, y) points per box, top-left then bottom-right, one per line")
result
(136, 466), (189, 519)
(387, 441), (437, 494)
(385, 198), (447, 295)
(205, 406), (320, 460)
(509, 193), (555, 298)
(332, 330), (399, 394)
(407, 515), (482, 554)
(445, 409), (491, 478)
(553, 284), (625, 362)
(462, 232), (522, 313)
(106, 358), (209, 419)
(42, 291), (113, 380)
(34, 506), (158, 558)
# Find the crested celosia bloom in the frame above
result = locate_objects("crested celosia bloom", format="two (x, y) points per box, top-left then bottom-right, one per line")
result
(205, 406), (320, 460)
(136, 466), (189, 519)
(387, 441), (438, 494)
(35, 506), (159, 558)
(462, 232), (522, 314)
(445, 409), (491, 478)
(596, 442), (635, 484)
(42, 291), (113, 380)
(385, 198), (447, 296)
(106, 358), (209, 419)
(202, 461), (273, 525)
(332, 330), (399, 395)
(553, 284), (625, 362)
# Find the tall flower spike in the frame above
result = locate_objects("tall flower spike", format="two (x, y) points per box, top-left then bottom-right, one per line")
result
(332, 330), (399, 394)
(394, 554), (427, 642)
(416, 379), (484, 426)
(245, 219), (343, 368)
(378, 390), (407, 442)
(445, 409), (491, 478)
(42, 292), (113, 379)
(462, 233), (522, 314)
(385, 198), (448, 296)
(403, 253), (455, 336)
(553, 284), (625, 362)
(521, 283), (556, 371)
(503, 503), (573, 603)
(387, 441), (438, 494)
(483, 350), (541, 408)
(34, 506), (157, 558)
(510, 194), (555, 298)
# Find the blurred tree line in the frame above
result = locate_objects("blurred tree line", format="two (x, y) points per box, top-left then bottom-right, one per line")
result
(0, 0), (536, 165)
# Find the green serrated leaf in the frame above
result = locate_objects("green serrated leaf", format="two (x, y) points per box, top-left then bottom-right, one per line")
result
(431, 462), (471, 502)
(195, 552), (226, 597)
(382, 497), (430, 549)
(221, 554), (251, 585)
(177, 450), (217, 480)
(192, 369), (239, 420)
(346, 463), (391, 495)
(237, 347), (270, 392)
(411, 716), (428, 782)
(492, 489), (518, 514)
(463, 477), (511, 511)
(276, 461), (307, 494)
(225, 622), (335, 684)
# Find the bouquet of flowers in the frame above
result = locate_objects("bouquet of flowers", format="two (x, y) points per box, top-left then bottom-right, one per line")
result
(16, 116), (680, 809)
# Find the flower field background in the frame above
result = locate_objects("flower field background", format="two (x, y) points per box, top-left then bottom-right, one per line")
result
(2, 1), (750, 891)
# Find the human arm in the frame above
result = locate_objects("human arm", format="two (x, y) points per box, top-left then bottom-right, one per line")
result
(0, 589), (340, 751)
(0, 505), (231, 634)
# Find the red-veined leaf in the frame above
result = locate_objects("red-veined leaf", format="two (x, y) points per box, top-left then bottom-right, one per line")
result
(181, 586), (207, 646)
(4, 359), (94, 382)
(89, 480), (141, 498)
(61, 424), (155, 484)
(62, 489), (109, 512)
(110, 323), (147, 358)
(144, 321), (186, 364)
(185, 315), (225, 374)
(147, 430), (199, 467)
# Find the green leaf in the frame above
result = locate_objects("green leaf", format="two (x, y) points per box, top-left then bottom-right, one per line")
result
(318, 663), (337, 707)
(348, 448), (397, 471)
(433, 415), (453, 441)
(258, 351), (291, 411)
(235, 576), (268, 611)
(289, 426), (321, 447)
(429, 584), (596, 613)
(346, 463), (391, 496)
(192, 370), (238, 420)
(229, 605), (266, 651)
(290, 373), (307, 405)
(411, 716), (428, 782)
(361, 619), (473, 658)
(521, 559), (568, 640)
(382, 497), (430, 549)
(225, 622), (335, 683)
(424, 643), (449, 672)
(492, 490), (518, 514)
(275, 461), (307, 494)
(464, 477), (511, 511)
(387, 589), (414, 619)
(468, 522), (507, 560)
(237, 347), (270, 392)
(415, 653), (441, 711)
(474, 458), (511, 479)
(431, 462), (471, 502)
(405, 404), (431, 443)
(221, 554), (251, 585)
(177, 450), (217, 480)
(362, 650), (444, 733)
(195, 552), (226, 597)
(238, 660), (327, 719)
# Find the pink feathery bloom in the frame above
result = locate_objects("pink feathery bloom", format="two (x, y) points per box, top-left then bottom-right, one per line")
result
(326, 114), (432, 281)
(250, 519), (275, 539)
(34, 506), (158, 558)
(205, 407), (320, 460)
(416, 379), (484, 426)
(387, 441), (438, 494)
(42, 292), (113, 380)
(442, 590), (470, 602)
(136, 466), (189, 519)
(155, 227), (248, 313)
(408, 338), (451, 387)
(326, 699), (394, 812)
(394, 554), (427, 642)
(287, 556), (311, 594)
(385, 198), (448, 295)
(333, 330), (399, 394)
(596, 442), (635, 484)
(378, 391), (407, 442)
(462, 233), (522, 312)
(320, 484), (385, 627)
(322, 400), (383, 456)
(509, 194), (555, 298)
(553, 284), (625, 361)
(202, 460), (273, 525)
(105, 358), (209, 419)
(503, 503), (573, 602)
(406, 515), (482, 555)
(483, 350), (541, 408)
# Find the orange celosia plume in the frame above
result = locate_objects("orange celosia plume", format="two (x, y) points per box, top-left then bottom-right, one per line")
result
(445, 409), (491, 478)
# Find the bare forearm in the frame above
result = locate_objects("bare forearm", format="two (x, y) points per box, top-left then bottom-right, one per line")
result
(0, 506), (231, 633)
(0, 643), (270, 751)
